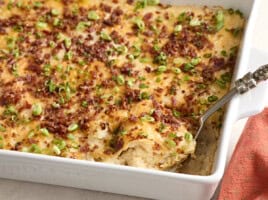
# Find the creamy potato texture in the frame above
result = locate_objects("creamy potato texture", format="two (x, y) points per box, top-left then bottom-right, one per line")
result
(0, 0), (244, 171)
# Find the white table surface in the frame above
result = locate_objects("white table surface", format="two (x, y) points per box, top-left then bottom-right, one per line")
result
(1, 1), (268, 200)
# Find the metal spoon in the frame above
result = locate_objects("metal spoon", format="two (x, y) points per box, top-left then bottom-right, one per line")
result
(195, 64), (268, 140)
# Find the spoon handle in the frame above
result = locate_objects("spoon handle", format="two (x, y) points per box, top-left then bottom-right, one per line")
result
(195, 64), (268, 139)
(235, 64), (268, 94)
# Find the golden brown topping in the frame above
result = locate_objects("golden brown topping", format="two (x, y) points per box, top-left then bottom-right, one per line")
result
(0, 0), (245, 170)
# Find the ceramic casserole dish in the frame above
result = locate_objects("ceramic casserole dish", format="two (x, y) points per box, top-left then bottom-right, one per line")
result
(0, 0), (267, 199)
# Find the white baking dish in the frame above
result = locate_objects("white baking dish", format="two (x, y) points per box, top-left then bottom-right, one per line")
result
(0, 0), (267, 200)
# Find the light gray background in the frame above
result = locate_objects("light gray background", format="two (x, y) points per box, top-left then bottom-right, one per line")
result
(1, 0), (268, 199)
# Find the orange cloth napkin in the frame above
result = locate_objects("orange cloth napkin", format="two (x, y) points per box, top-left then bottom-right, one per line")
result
(218, 108), (268, 200)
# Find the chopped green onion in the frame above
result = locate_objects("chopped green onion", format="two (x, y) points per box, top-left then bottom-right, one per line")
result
(53, 18), (60, 26)
(154, 52), (167, 65)
(174, 24), (182, 34)
(43, 64), (51, 76)
(183, 75), (190, 81)
(49, 41), (56, 48)
(216, 79), (226, 89)
(173, 57), (184, 65)
(155, 77), (161, 83)
(177, 12), (187, 23)
(0, 124), (6, 132)
(159, 123), (166, 132)
(53, 145), (61, 155)
(226, 27), (243, 37)
(40, 128), (49, 136)
(190, 19), (201, 26)
(183, 63), (195, 71)
(172, 110), (180, 118)
(115, 75), (125, 86)
(173, 67), (181, 74)
(67, 133), (75, 140)
(28, 131), (35, 138)
(132, 44), (141, 58)
(139, 57), (151, 63)
(54, 139), (66, 150)
(46, 79), (56, 93)
(21, 147), (29, 152)
(203, 53), (212, 58)
(156, 17), (163, 23)
(197, 84), (207, 89)
(207, 95), (218, 102)
(4, 105), (17, 116)
(133, 18), (145, 32)
(184, 132), (193, 142)
(230, 46), (238, 57)
(156, 65), (167, 74)
(100, 31), (112, 41)
(6, 37), (16, 50)
(88, 11), (99, 20)
(76, 21), (91, 31)
(51, 9), (59, 16)
(139, 92), (150, 100)
(141, 115), (155, 122)
(221, 72), (232, 82)
(68, 123), (79, 132)
(115, 45), (128, 55)
(235, 9), (244, 18)
(32, 103), (43, 116)
(81, 101), (88, 108)
(215, 10), (224, 31)
(221, 50), (228, 57)
(135, 0), (158, 10)
(56, 33), (65, 41)
(33, 1), (43, 8)
(52, 102), (60, 108)
(139, 76), (146, 81)
(147, 0), (159, 5)
(165, 139), (176, 148)
(64, 37), (72, 48)
(36, 21), (48, 29)
(127, 79), (135, 87)
(169, 132), (177, 139)
(191, 57), (200, 66)
(119, 129), (128, 135)
(30, 144), (41, 153)
(139, 83), (149, 89)
(65, 51), (73, 60)
(135, 0), (146, 10)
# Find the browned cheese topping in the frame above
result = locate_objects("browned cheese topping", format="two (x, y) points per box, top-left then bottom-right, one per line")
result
(0, 0), (244, 170)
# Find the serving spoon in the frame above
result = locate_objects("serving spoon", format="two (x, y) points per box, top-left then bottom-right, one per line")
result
(195, 64), (268, 140)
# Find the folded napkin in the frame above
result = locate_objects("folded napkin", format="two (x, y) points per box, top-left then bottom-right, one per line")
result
(218, 108), (268, 200)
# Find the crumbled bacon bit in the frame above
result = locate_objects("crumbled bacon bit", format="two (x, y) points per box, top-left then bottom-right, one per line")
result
(120, 63), (134, 76)
(80, 144), (90, 153)
(103, 7), (123, 26)
(162, 34), (197, 58)
(152, 109), (162, 121)
(126, 0), (134, 5)
(143, 13), (153, 24)
(27, 64), (42, 75)
(100, 3), (112, 13)
(210, 57), (225, 71)
(125, 89), (141, 102)
(159, 25), (168, 38)
(0, 88), (21, 106)
(202, 68), (215, 81)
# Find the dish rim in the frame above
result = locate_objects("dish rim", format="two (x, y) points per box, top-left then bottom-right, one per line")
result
(0, 0), (261, 185)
